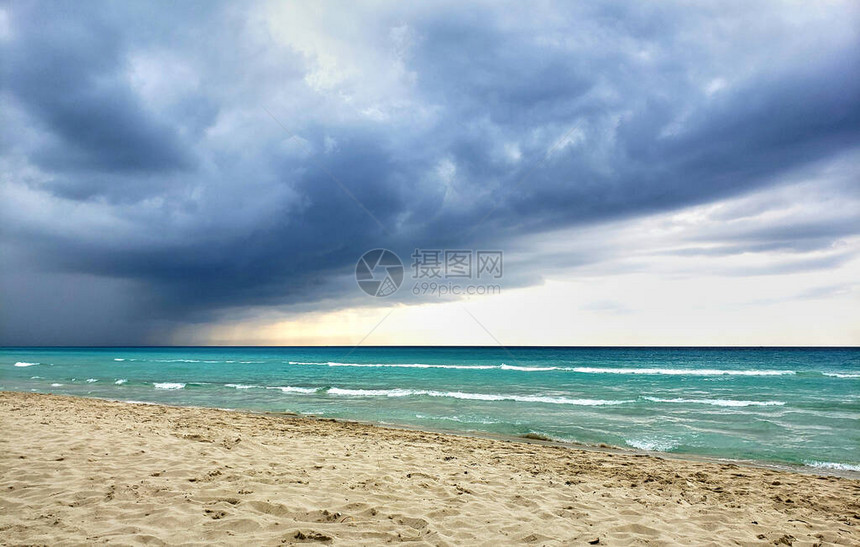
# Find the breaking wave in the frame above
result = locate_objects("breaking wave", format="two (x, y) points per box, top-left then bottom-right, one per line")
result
(642, 396), (785, 407)
(153, 382), (186, 390)
(285, 361), (797, 376)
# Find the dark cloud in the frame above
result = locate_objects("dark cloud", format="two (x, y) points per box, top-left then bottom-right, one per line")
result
(2, 2), (193, 174)
(1, 0), (859, 344)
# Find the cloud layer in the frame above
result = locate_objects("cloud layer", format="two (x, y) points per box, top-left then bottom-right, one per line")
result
(1, 1), (858, 344)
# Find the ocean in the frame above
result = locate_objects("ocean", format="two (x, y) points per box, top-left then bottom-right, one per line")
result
(2, 346), (857, 473)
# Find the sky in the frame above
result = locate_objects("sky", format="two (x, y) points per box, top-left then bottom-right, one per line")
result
(0, 0), (858, 346)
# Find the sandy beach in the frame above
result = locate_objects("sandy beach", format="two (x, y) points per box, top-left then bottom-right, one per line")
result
(1, 392), (857, 545)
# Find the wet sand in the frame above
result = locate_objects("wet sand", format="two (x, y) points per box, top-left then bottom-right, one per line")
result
(1, 391), (858, 545)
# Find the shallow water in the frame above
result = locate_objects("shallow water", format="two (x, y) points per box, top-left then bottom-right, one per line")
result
(2, 346), (857, 471)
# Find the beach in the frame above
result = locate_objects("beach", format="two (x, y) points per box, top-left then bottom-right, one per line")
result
(1, 392), (858, 545)
(5, 347), (859, 471)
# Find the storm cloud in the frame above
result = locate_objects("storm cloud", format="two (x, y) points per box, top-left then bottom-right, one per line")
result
(1, 0), (858, 344)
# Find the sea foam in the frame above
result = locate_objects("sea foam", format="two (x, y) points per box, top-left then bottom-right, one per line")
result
(569, 367), (795, 376)
(14, 362), (38, 367)
(295, 361), (498, 370)
(153, 382), (186, 390)
(415, 413), (502, 425)
(267, 386), (318, 394)
(643, 396), (784, 407)
(626, 438), (679, 452)
(286, 361), (798, 376)
(803, 461), (860, 472)
(499, 364), (559, 371)
(326, 387), (631, 406)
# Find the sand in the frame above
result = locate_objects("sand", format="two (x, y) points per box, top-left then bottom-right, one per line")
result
(0, 392), (858, 545)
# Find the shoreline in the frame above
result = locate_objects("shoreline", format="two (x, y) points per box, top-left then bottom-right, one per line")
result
(269, 414), (860, 481)
(11, 390), (860, 481)
(2, 391), (858, 544)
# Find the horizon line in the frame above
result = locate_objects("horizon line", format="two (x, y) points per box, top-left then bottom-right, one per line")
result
(3, 345), (858, 350)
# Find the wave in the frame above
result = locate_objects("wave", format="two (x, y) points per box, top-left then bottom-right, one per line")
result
(294, 361), (575, 372)
(292, 361), (499, 370)
(14, 362), (39, 367)
(326, 387), (630, 406)
(226, 382), (319, 393)
(285, 361), (799, 376)
(569, 367), (794, 376)
(267, 386), (318, 394)
(291, 361), (572, 371)
(50, 383), (62, 387)
(414, 413), (501, 425)
(115, 359), (233, 364)
(626, 438), (678, 452)
(153, 382), (186, 390)
(115, 379), (127, 385)
(327, 387), (411, 397)
(500, 364), (558, 371)
(642, 396), (784, 407)
(803, 461), (860, 472)
(223, 383), (321, 394)
(217, 382), (787, 408)
(823, 372), (860, 379)
(86, 378), (98, 383)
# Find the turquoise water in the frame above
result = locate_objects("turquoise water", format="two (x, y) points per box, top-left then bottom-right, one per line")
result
(2, 347), (858, 472)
